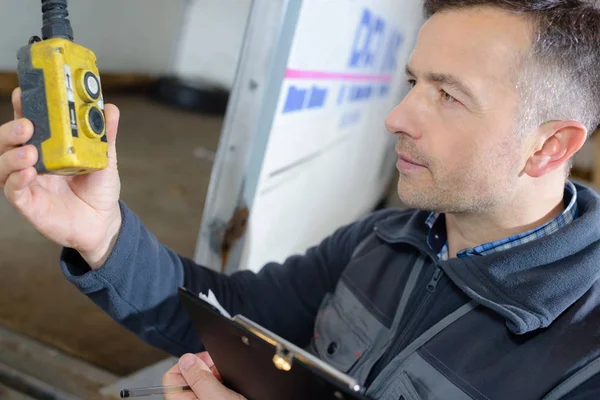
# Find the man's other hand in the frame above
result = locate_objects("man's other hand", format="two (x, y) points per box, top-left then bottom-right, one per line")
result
(163, 353), (245, 400)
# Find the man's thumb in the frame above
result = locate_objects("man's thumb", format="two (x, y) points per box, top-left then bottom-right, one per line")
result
(178, 354), (240, 398)
(104, 104), (120, 169)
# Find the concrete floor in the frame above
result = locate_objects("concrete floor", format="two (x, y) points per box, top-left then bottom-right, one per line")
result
(0, 92), (404, 377)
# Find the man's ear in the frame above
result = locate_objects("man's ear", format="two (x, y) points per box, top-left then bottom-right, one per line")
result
(523, 120), (587, 178)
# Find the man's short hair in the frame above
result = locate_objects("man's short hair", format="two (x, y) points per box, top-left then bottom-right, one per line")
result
(423, 0), (600, 139)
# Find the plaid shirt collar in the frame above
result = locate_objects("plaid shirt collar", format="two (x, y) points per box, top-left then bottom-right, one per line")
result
(426, 181), (579, 261)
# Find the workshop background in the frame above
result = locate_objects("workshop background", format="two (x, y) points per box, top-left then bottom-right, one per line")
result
(0, 1), (598, 399)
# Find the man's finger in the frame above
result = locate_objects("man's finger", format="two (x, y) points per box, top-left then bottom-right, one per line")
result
(0, 119), (34, 154)
(0, 145), (38, 188)
(162, 363), (197, 400)
(4, 167), (36, 212)
(196, 352), (222, 382)
(177, 353), (245, 400)
(12, 88), (22, 120)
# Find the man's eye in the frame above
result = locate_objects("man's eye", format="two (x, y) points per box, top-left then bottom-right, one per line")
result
(407, 79), (416, 88)
(441, 91), (457, 103)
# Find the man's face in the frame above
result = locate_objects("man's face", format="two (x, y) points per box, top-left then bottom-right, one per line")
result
(387, 7), (534, 213)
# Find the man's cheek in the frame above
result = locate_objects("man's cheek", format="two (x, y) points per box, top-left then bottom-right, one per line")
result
(443, 141), (471, 170)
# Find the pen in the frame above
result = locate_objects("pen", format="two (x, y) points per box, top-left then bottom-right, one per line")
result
(120, 384), (192, 398)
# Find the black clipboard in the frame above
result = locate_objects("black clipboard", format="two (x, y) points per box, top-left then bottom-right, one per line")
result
(178, 286), (370, 400)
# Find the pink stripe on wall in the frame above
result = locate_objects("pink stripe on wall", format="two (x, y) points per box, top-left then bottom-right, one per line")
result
(285, 69), (393, 82)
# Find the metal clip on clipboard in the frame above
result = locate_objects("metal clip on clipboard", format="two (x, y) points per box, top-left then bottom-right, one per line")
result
(233, 315), (362, 393)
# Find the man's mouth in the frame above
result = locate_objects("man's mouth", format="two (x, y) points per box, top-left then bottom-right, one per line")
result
(396, 150), (427, 172)
(397, 152), (426, 168)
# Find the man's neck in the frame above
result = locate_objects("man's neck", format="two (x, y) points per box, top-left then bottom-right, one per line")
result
(444, 184), (566, 259)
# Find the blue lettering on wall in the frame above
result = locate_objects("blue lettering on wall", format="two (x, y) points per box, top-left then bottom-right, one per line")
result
(341, 84), (391, 104)
(349, 10), (387, 69)
(368, 18), (386, 67)
(338, 85), (346, 105)
(283, 85), (328, 113)
(380, 31), (404, 73)
(348, 8), (405, 74)
(379, 84), (390, 96)
(349, 86), (360, 102)
(348, 9), (373, 68)
(283, 86), (308, 113)
(308, 86), (328, 109)
(339, 110), (362, 129)
(282, 7), (405, 116)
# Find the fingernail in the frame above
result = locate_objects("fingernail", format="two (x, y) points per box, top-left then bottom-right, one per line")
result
(179, 354), (196, 371)
(17, 148), (27, 159)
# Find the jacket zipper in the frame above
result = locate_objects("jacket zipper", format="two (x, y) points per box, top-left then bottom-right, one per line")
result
(379, 267), (445, 370)
(427, 267), (444, 293)
(364, 264), (445, 387)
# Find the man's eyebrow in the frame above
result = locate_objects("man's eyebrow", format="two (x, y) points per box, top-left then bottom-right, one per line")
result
(405, 64), (480, 106)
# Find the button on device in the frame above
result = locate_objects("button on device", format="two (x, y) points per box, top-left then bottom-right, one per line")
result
(88, 106), (104, 134)
(84, 71), (100, 99)
(327, 342), (338, 355)
(77, 70), (102, 102)
(81, 105), (105, 138)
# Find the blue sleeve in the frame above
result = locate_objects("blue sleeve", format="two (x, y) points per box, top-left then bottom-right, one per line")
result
(60, 201), (390, 357)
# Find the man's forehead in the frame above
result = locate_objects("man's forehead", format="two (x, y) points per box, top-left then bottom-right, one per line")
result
(412, 7), (532, 87)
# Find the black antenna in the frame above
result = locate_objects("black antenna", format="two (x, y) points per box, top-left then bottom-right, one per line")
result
(41, 0), (74, 41)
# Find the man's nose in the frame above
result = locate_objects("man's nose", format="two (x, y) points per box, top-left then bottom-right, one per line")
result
(385, 88), (423, 139)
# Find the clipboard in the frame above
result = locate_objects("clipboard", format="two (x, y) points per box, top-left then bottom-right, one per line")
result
(177, 286), (370, 400)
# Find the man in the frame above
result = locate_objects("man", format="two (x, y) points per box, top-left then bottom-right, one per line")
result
(1, 0), (599, 398)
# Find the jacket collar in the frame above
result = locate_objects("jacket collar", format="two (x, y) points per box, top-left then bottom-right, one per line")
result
(374, 182), (600, 334)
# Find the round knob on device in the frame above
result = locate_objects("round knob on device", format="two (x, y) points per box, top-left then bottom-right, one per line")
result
(81, 105), (105, 138)
(83, 71), (101, 100)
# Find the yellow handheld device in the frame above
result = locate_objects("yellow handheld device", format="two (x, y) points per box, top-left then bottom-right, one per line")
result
(17, 0), (107, 175)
